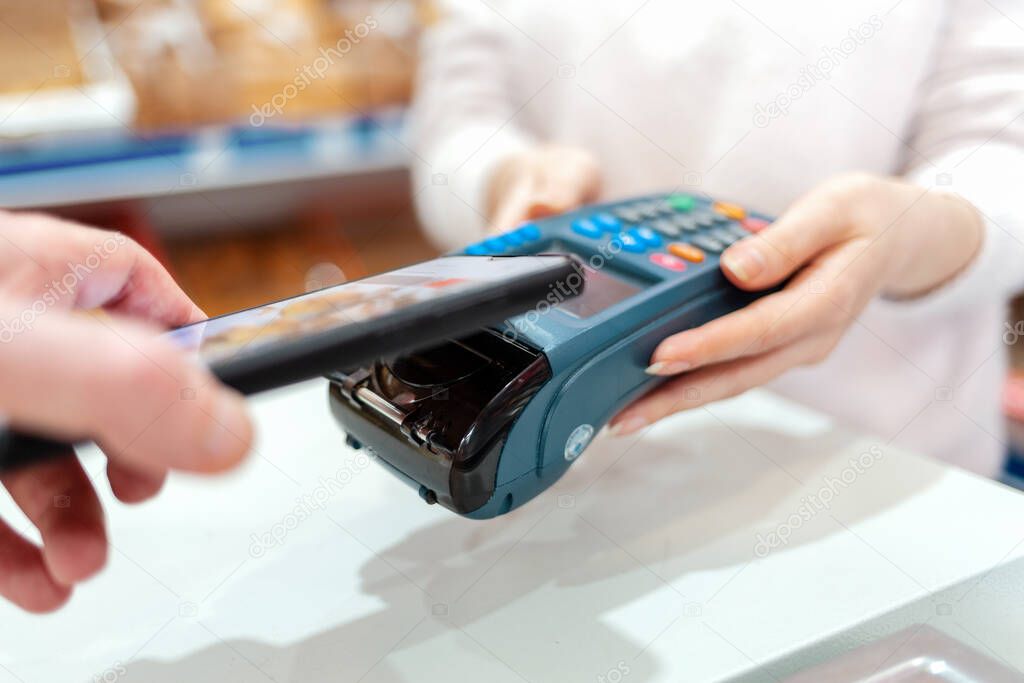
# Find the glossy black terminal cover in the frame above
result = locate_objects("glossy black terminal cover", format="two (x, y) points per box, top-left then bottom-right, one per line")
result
(329, 330), (551, 514)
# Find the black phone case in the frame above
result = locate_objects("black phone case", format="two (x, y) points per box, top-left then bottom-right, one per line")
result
(212, 255), (580, 393)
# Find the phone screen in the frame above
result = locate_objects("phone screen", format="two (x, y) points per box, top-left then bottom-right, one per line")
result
(165, 255), (577, 366)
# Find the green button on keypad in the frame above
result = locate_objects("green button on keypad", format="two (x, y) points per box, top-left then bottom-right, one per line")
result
(668, 195), (695, 212)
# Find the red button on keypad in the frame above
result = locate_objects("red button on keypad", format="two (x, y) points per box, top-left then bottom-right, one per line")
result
(650, 252), (687, 272)
(741, 217), (770, 233)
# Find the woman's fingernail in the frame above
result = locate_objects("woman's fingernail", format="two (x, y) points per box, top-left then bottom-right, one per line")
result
(646, 361), (691, 376)
(204, 392), (251, 465)
(721, 245), (765, 282)
(609, 415), (648, 437)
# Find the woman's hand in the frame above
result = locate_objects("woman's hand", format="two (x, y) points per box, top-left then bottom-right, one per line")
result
(487, 145), (602, 234)
(0, 211), (253, 612)
(610, 174), (984, 436)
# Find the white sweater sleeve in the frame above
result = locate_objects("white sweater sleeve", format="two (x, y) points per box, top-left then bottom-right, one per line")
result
(409, 0), (536, 251)
(890, 0), (1024, 316)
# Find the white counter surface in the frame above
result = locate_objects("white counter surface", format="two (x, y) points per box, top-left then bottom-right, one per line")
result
(1, 382), (1022, 682)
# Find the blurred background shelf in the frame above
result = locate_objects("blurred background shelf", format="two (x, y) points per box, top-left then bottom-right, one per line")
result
(0, 110), (410, 211)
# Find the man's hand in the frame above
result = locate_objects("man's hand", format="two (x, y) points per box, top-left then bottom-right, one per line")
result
(610, 174), (984, 435)
(486, 145), (601, 234)
(0, 211), (253, 612)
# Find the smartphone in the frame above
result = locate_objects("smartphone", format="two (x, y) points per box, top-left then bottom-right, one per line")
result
(0, 254), (583, 470)
(170, 254), (582, 394)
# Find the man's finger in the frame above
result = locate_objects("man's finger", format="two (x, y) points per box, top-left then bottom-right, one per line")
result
(0, 306), (253, 474)
(0, 517), (71, 613)
(1, 456), (106, 586)
(0, 211), (204, 327)
(106, 461), (167, 504)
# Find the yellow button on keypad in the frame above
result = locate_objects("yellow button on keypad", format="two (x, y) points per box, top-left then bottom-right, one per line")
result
(668, 242), (705, 263)
(713, 201), (746, 221)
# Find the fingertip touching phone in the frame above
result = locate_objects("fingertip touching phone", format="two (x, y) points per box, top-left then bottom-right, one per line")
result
(0, 254), (584, 470)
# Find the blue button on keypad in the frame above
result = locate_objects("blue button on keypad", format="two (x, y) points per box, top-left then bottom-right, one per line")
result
(593, 212), (622, 232)
(617, 232), (646, 253)
(483, 237), (507, 253)
(500, 231), (525, 248)
(631, 226), (663, 248)
(515, 223), (541, 241)
(465, 243), (488, 255)
(572, 218), (603, 239)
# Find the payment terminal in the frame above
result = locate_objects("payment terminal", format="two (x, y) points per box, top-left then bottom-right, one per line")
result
(328, 193), (775, 519)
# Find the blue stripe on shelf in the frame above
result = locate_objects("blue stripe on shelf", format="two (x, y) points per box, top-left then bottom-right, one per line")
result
(0, 136), (192, 176)
(0, 116), (405, 178)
